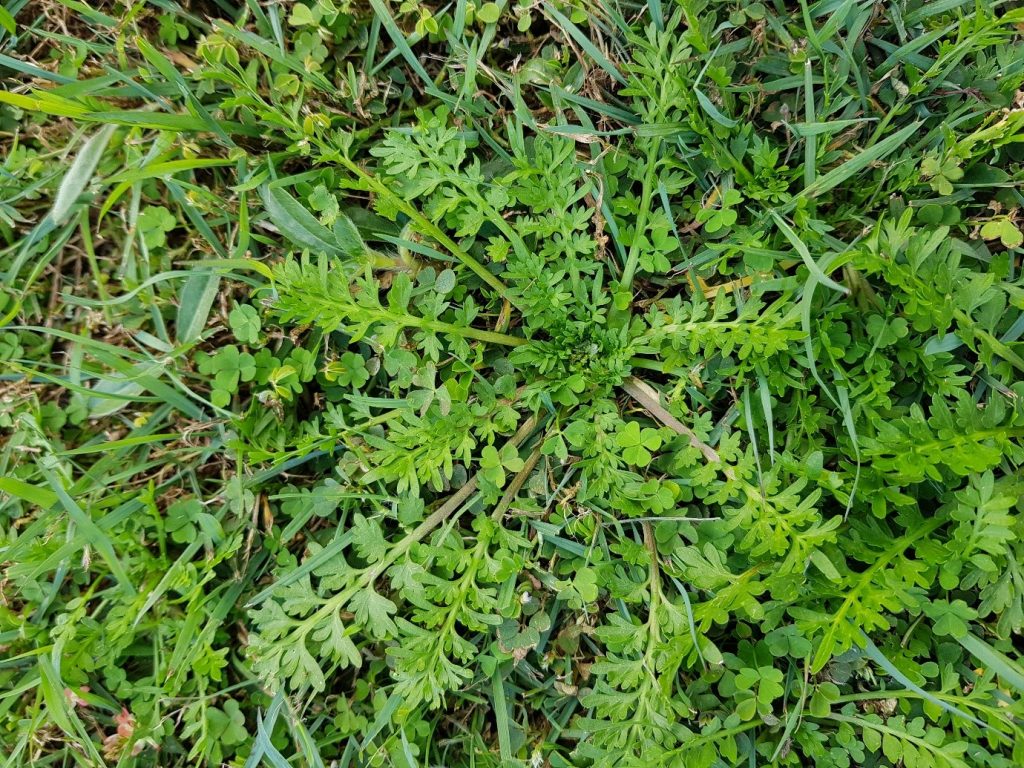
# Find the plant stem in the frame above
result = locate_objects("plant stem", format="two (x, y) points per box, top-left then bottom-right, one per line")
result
(620, 138), (662, 291)
(297, 416), (539, 633)
(338, 156), (516, 305)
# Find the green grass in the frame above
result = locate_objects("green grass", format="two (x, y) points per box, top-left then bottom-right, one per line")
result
(2, 1), (1024, 766)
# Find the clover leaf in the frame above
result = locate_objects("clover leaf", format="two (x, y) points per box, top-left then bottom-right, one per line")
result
(480, 443), (525, 489)
(165, 497), (223, 545)
(734, 666), (785, 719)
(920, 154), (963, 195)
(923, 599), (977, 638)
(228, 303), (261, 345)
(980, 217), (1023, 249)
(197, 345), (256, 407)
(137, 205), (177, 249)
(697, 188), (743, 233)
(615, 421), (662, 467)
(266, 364), (301, 400)
(324, 351), (370, 388)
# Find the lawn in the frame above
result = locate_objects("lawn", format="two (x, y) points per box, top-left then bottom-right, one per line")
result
(2, 1), (1024, 766)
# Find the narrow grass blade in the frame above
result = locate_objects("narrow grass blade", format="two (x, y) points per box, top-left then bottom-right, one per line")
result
(37, 657), (106, 766)
(771, 211), (848, 295)
(647, 0), (664, 30)
(543, 2), (625, 84)
(37, 466), (136, 596)
(51, 124), (115, 225)
(0, 6), (15, 36)
(0, 478), (58, 509)
(771, 659), (809, 761)
(757, 373), (775, 463)
(360, 692), (403, 748)
(958, 633), (1024, 695)
(253, 698), (292, 768)
(0, 53), (74, 84)
(859, 634), (990, 730)
(176, 272), (220, 343)
(367, 0), (432, 85)
(803, 60), (816, 191)
(802, 121), (920, 199)
(694, 88), (737, 128)
(260, 184), (341, 255)
(491, 663), (514, 763)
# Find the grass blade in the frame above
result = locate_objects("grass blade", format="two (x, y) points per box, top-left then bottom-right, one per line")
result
(260, 184), (341, 255)
(50, 124), (115, 225)
(176, 272), (220, 344)
(958, 633), (1024, 695)
(543, 2), (625, 84)
(367, 0), (432, 85)
(36, 465), (136, 596)
(770, 211), (849, 295)
(859, 634), (991, 731)
(802, 121), (921, 199)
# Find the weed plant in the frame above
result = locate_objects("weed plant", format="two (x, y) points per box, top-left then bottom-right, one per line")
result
(2, 1), (1024, 767)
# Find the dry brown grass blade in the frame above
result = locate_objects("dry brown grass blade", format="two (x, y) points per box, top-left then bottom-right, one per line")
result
(622, 376), (735, 481)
